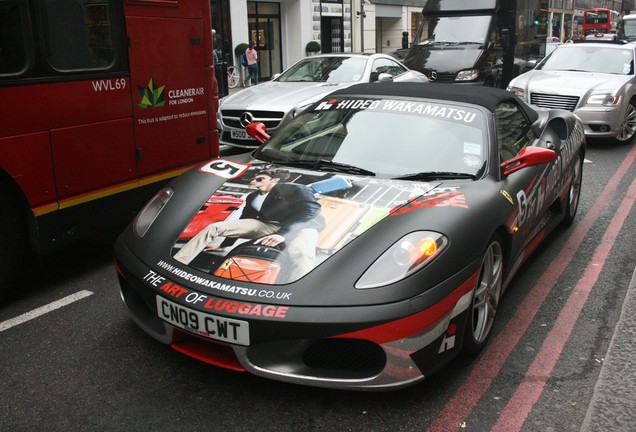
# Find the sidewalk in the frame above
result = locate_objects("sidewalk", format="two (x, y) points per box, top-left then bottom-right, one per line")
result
(225, 82), (249, 97)
(581, 265), (636, 431)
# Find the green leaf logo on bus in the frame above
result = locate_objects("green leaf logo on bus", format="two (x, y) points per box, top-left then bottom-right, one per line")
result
(138, 79), (166, 108)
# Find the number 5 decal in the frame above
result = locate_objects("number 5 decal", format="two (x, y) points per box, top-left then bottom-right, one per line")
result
(200, 159), (250, 179)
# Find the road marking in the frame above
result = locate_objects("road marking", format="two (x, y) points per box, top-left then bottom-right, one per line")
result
(427, 143), (636, 432)
(0, 290), (93, 332)
(493, 171), (636, 431)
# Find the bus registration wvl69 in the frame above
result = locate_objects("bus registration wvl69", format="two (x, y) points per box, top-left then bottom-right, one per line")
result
(156, 296), (250, 345)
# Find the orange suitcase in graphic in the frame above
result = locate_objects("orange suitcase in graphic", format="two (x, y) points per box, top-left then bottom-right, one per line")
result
(317, 197), (368, 250)
(213, 242), (283, 284)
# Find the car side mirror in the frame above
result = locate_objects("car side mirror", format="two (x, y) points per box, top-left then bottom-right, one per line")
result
(246, 121), (270, 144)
(525, 59), (538, 69)
(501, 146), (556, 176)
(377, 73), (394, 82)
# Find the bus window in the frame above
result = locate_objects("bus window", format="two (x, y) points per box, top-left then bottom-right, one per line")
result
(41, 0), (116, 71)
(0, 1), (29, 76)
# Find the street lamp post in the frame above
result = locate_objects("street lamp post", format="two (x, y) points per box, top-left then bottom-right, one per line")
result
(356, 0), (368, 52)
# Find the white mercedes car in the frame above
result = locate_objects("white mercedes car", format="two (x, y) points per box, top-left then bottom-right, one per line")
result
(218, 53), (428, 148)
(507, 40), (636, 144)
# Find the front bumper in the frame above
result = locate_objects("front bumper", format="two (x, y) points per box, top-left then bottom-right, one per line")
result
(115, 235), (479, 390)
(574, 106), (622, 138)
(217, 108), (288, 148)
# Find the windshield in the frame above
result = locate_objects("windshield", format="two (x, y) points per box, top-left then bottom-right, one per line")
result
(623, 19), (636, 39)
(539, 46), (634, 75)
(254, 98), (487, 178)
(414, 15), (491, 47)
(276, 57), (368, 83)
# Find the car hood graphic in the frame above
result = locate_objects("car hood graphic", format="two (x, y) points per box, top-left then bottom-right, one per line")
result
(170, 160), (457, 285)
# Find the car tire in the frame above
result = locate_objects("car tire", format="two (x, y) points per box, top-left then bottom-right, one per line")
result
(614, 101), (636, 144)
(462, 234), (504, 356)
(563, 153), (583, 226)
(0, 185), (26, 302)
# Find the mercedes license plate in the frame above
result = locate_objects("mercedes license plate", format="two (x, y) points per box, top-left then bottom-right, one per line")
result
(230, 129), (254, 140)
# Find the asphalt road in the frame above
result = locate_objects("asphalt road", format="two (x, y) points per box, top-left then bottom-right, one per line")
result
(1, 140), (635, 432)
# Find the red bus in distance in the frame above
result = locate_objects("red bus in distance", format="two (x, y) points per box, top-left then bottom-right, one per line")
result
(582, 8), (620, 35)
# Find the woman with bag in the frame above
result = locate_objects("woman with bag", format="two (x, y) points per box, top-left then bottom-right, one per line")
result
(242, 42), (259, 88)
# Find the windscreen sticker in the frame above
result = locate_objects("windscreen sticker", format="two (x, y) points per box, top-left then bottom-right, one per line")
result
(315, 98), (479, 124)
(463, 142), (482, 156)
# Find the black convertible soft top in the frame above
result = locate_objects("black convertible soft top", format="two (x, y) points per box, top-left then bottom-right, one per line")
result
(328, 82), (540, 123)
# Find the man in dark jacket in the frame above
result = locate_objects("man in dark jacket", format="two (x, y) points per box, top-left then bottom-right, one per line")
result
(174, 169), (325, 280)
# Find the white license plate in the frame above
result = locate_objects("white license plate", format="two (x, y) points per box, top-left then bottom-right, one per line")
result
(230, 129), (254, 140)
(156, 296), (250, 346)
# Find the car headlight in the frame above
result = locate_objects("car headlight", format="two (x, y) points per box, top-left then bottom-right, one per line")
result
(355, 231), (448, 289)
(587, 94), (621, 106)
(455, 69), (479, 81)
(292, 103), (313, 118)
(507, 86), (526, 99)
(133, 187), (174, 238)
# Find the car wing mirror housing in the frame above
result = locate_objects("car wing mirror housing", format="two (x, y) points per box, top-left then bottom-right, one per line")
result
(246, 121), (270, 144)
(501, 146), (556, 176)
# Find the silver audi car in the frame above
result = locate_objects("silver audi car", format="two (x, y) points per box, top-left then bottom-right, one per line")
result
(507, 40), (636, 144)
(218, 53), (429, 148)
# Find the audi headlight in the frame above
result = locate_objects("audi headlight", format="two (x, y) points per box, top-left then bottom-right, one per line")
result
(133, 187), (174, 238)
(587, 94), (621, 106)
(455, 69), (479, 82)
(355, 231), (448, 289)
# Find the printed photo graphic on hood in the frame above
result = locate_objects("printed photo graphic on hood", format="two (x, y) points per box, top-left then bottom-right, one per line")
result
(172, 162), (443, 285)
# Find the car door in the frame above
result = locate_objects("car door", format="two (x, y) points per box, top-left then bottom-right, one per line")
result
(495, 100), (557, 254)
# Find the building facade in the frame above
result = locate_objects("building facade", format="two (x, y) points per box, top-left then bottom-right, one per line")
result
(211, 0), (630, 83)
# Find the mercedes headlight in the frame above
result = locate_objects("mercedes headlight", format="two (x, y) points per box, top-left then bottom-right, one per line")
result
(292, 102), (314, 118)
(455, 69), (480, 82)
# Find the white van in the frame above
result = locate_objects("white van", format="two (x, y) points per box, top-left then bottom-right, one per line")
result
(620, 13), (636, 41)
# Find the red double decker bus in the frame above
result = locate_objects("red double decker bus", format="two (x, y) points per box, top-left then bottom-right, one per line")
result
(583, 8), (620, 35)
(0, 0), (220, 296)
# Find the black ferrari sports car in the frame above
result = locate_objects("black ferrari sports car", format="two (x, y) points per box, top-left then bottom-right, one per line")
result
(115, 82), (585, 390)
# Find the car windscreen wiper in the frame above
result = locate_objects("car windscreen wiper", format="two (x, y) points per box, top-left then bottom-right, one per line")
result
(543, 68), (588, 72)
(393, 171), (476, 181)
(456, 41), (485, 46)
(274, 159), (375, 176)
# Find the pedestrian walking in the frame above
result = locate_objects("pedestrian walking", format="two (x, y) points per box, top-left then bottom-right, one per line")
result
(243, 41), (259, 87)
